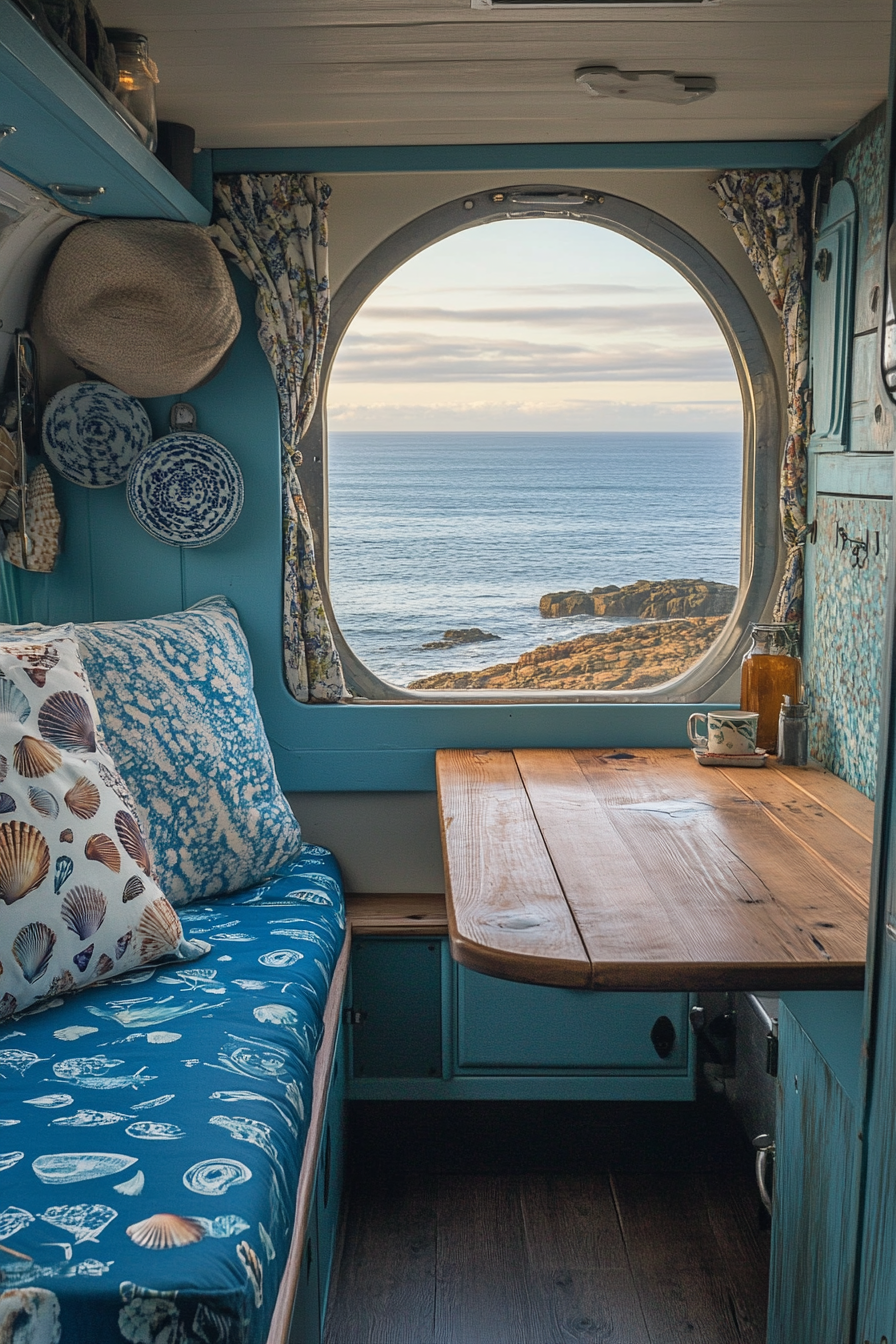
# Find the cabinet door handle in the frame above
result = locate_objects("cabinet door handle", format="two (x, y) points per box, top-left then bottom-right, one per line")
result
(753, 1133), (775, 1213)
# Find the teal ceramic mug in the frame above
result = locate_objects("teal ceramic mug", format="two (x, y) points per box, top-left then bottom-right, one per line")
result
(687, 710), (759, 756)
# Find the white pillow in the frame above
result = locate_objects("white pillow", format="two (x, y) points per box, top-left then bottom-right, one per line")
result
(0, 636), (199, 1021)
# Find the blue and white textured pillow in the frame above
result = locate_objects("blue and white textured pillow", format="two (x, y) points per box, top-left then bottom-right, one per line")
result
(69, 598), (303, 908)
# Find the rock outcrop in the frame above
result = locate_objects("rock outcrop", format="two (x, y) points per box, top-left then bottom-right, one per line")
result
(421, 627), (500, 650)
(409, 615), (727, 691)
(539, 578), (737, 621)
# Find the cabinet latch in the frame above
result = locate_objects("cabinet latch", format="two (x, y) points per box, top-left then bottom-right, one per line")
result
(766, 1029), (779, 1077)
(344, 1007), (367, 1026)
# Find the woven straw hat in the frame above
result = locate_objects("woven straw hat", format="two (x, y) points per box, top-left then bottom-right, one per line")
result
(41, 219), (241, 398)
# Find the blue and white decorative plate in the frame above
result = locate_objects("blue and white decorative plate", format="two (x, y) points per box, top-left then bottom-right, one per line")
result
(42, 381), (152, 488)
(126, 432), (244, 548)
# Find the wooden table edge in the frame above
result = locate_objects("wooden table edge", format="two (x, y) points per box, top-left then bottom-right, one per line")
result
(449, 929), (592, 989)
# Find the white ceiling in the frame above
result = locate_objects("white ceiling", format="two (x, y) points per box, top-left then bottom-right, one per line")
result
(97, 0), (891, 148)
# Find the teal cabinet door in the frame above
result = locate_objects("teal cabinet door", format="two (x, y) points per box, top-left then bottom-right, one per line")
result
(809, 179), (857, 451)
(288, 1198), (320, 1344)
(350, 938), (442, 1077)
(456, 967), (689, 1072)
(855, 923), (896, 1341)
(767, 1004), (858, 1344)
(317, 1021), (346, 1326)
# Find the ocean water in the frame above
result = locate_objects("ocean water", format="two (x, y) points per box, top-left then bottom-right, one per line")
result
(327, 431), (742, 687)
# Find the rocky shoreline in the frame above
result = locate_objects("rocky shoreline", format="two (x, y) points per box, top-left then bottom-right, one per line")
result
(409, 614), (728, 690)
(539, 578), (737, 621)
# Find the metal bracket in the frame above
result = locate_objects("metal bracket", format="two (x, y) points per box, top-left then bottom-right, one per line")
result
(12, 331), (37, 569)
(343, 1007), (367, 1026)
(814, 247), (833, 281)
(838, 524), (880, 569)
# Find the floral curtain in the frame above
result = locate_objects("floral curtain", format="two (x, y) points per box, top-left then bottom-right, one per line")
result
(209, 173), (346, 703)
(713, 170), (809, 633)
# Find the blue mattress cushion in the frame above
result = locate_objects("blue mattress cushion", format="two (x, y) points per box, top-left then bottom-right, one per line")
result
(0, 845), (345, 1344)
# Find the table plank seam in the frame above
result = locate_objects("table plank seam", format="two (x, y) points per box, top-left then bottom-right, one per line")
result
(719, 767), (871, 909)
(767, 763), (875, 844)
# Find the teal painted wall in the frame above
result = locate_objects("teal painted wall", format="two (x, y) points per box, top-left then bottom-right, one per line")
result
(804, 103), (895, 798)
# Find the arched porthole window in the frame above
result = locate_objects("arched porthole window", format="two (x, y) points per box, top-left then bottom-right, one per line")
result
(300, 188), (782, 702)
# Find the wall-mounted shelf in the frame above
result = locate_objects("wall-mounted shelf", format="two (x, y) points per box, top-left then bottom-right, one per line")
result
(0, 0), (210, 224)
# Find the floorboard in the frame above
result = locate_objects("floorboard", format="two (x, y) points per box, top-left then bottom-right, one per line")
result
(323, 1101), (770, 1344)
(323, 1171), (437, 1344)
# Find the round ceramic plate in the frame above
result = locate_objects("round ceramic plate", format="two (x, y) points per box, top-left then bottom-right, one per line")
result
(126, 432), (244, 548)
(42, 381), (153, 488)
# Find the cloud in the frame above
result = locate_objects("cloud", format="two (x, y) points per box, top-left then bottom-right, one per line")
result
(326, 396), (744, 433)
(358, 302), (717, 332)
(330, 330), (735, 383)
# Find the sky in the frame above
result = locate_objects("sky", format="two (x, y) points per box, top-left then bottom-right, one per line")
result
(326, 216), (743, 434)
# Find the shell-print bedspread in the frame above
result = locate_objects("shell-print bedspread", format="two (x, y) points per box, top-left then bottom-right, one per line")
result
(0, 845), (345, 1344)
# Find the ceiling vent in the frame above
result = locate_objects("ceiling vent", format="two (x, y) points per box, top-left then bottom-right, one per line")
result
(472, 0), (717, 8)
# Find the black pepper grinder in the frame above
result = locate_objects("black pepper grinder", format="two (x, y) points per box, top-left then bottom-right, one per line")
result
(777, 696), (809, 766)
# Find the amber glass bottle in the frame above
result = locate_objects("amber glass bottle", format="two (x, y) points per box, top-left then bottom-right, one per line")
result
(740, 624), (802, 752)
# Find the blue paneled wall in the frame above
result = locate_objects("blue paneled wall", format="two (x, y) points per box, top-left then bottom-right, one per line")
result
(804, 104), (895, 798)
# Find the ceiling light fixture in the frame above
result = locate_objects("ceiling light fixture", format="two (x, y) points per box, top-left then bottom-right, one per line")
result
(575, 66), (716, 104)
(473, 0), (717, 7)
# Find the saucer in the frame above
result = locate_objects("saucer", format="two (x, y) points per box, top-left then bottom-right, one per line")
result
(693, 747), (768, 768)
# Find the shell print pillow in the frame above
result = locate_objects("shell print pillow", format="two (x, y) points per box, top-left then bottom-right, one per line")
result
(0, 636), (200, 1021)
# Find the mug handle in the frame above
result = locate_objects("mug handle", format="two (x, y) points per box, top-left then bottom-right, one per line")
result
(687, 712), (708, 748)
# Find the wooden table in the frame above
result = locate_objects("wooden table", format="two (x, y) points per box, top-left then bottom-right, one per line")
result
(435, 747), (874, 992)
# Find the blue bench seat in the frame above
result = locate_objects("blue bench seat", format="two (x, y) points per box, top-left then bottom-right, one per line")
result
(0, 846), (345, 1344)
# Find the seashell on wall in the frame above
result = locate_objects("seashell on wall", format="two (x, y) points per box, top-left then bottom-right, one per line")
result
(126, 1212), (206, 1249)
(84, 834), (120, 872)
(0, 426), (17, 506)
(136, 898), (182, 960)
(4, 465), (62, 575)
(114, 811), (151, 876)
(0, 794), (16, 814)
(28, 786), (58, 819)
(12, 921), (56, 983)
(13, 737), (61, 779)
(122, 876), (144, 903)
(0, 680), (30, 725)
(64, 776), (100, 820)
(60, 886), (107, 940)
(59, 829), (73, 844)
(0, 821), (50, 904)
(38, 692), (97, 755)
(4, 465), (61, 574)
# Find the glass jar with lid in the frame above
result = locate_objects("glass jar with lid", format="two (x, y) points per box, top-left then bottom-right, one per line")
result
(740, 623), (802, 753)
(106, 30), (159, 151)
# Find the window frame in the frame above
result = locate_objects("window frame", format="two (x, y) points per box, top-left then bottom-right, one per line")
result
(299, 184), (783, 703)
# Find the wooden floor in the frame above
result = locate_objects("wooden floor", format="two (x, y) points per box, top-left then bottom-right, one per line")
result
(323, 1100), (770, 1344)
